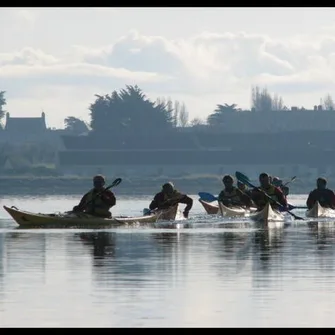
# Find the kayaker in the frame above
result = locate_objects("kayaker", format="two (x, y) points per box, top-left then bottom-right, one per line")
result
(272, 176), (289, 196)
(306, 177), (335, 209)
(251, 172), (287, 211)
(148, 182), (193, 218)
(237, 181), (252, 198)
(218, 175), (252, 208)
(72, 175), (116, 218)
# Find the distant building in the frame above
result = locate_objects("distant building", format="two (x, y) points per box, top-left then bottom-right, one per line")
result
(4, 111), (47, 134)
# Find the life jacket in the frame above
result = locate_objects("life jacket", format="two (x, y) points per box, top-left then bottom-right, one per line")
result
(256, 185), (279, 208)
(84, 189), (111, 217)
(220, 187), (242, 206)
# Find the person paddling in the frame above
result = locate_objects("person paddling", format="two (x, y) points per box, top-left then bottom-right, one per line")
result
(72, 175), (116, 218)
(218, 175), (252, 208)
(272, 176), (289, 196)
(251, 173), (287, 211)
(148, 182), (193, 218)
(306, 177), (335, 209)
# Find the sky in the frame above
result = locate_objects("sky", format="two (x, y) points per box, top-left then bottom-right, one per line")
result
(1, 7), (335, 129)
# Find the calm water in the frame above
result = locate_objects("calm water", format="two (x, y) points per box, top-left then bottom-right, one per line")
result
(1, 194), (335, 327)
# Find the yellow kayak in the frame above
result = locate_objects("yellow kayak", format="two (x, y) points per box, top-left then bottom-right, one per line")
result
(3, 205), (181, 228)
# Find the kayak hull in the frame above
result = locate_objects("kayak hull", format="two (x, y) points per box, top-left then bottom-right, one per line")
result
(249, 203), (285, 223)
(3, 205), (181, 228)
(306, 201), (335, 218)
(198, 199), (219, 214)
(218, 202), (248, 218)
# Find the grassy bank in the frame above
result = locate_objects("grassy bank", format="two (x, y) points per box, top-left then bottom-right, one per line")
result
(0, 175), (314, 196)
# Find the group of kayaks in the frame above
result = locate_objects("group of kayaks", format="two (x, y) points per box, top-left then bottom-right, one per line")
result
(2, 169), (335, 229)
(3, 199), (333, 229)
(199, 198), (335, 221)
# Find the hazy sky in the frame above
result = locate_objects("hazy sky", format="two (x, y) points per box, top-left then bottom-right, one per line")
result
(1, 7), (335, 128)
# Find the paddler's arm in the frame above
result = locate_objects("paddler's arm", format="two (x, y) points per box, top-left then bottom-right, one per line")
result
(274, 187), (287, 208)
(306, 190), (316, 209)
(149, 193), (161, 211)
(177, 194), (193, 218)
(100, 190), (116, 207)
(73, 192), (90, 211)
(237, 189), (252, 207)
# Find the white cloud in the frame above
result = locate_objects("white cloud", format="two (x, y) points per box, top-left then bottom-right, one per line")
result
(2, 25), (335, 128)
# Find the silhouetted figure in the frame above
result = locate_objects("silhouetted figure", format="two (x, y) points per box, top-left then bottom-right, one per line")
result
(149, 182), (193, 218)
(73, 175), (116, 218)
(306, 177), (335, 209)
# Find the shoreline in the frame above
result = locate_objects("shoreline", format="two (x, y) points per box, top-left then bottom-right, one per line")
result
(0, 176), (314, 196)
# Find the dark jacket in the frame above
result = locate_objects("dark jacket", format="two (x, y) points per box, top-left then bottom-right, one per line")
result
(218, 186), (252, 207)
(251, 185), (287, 210)
(149, 190), (193, 213)
(306, 188), (335, 209)
(74, 189), (116, 217)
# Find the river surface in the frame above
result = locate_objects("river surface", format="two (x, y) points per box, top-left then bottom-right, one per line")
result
(1, 194), (335, 327)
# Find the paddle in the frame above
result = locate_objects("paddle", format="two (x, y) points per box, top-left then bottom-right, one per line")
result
(198, 192), (218, 202)
(235, 171), (304, 220)
(273, 176), (296, 187)
(235, 172), (307, 210)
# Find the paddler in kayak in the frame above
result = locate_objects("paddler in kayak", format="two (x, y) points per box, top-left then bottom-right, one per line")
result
(218, 175), (252, 208)
(272, 176), (289, 196)
(72, 175), (116, 218)
(237, 180), (252, 198)
(148, 182), (193, 218)
(306, 177), (335, 209)
(251, 172), (287, 211)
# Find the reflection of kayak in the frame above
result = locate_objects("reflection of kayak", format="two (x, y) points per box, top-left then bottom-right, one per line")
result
(218, 202), (257, 218)
(198, 199), (219, 214)
(3, 204), (181, 228)
(249, 203), (285, 223)
(306, 201), (335, 218)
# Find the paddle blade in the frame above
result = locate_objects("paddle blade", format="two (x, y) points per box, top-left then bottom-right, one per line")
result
(105, 178), (122, 191)
(235, 172), (254, 188)
(198, 192), (218, 202)
(143, 208), (151, 215)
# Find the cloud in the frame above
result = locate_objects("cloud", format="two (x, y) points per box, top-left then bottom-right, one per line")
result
(2, 28), (335, 127)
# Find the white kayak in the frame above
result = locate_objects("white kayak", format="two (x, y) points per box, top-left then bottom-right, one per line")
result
(198, 199), (219, 215)
(218, 202), (258, 218)
(249, 203), (285, 223)
(306, 201), (335, 218)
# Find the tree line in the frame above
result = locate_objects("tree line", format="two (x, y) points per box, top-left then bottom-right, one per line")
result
(1, 86), (335, 134)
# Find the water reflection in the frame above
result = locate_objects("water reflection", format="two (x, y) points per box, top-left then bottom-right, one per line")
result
(3, 223), (335, 326)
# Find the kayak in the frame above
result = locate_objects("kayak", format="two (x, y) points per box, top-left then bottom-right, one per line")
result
(305, 201), (335, 218)
(249, 203), (285, 223)
(3, 205), (182, 228)
(198, 199), (219, 214)
(218, 202), (248, 218)
(218, 202), (258, 218)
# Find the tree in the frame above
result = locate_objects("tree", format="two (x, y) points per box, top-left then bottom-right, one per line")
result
(272, 93), (284, 110)
(0, 91), (6, 128)
(89, 85), (174, 134)
(323, 94), (335, 111)
(207, 103), (241, 126)
(251, 86), (273, 111)
(64, 116), (89, 134)
(174, 100), (180, 127)
(190, 117), (204, 127)
(251, 86), (285, 111)
(179, 102), (189, 127)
